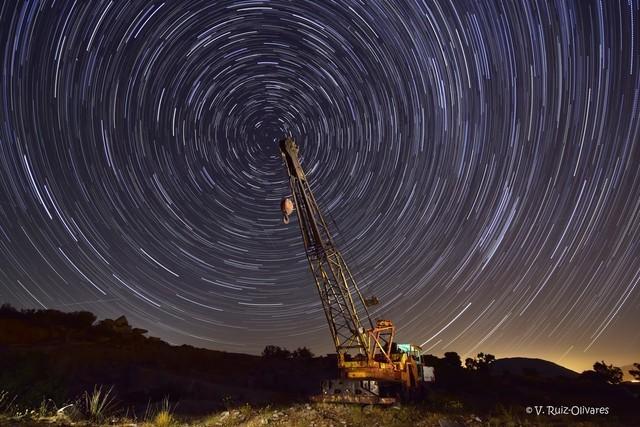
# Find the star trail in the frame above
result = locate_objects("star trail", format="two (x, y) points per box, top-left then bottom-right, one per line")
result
(1, 0), (639, 371)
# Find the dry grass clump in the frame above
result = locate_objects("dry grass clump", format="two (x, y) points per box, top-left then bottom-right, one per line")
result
(141, 396), (176, 427)
(81, 385), (118, 423)
(0, 390), (16, 414)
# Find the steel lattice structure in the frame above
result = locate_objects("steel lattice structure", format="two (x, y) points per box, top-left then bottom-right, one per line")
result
(279, 137), (375, 358)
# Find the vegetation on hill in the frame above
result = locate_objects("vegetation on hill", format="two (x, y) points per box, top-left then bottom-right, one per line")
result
(0, 304), (638, 426)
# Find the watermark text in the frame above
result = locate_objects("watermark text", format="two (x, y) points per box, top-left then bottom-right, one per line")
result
(525, 406), (609, 416)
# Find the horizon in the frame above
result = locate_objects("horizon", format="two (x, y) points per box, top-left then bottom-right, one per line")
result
(3, 301), (634, 375)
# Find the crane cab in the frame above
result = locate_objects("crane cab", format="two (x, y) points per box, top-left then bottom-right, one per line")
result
(395, 343), (432, 383)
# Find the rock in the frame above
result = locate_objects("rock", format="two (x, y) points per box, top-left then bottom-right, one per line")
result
(439, 419), (465, 427)
(55, 403), (81, 421)
(56, 403), (74, 414)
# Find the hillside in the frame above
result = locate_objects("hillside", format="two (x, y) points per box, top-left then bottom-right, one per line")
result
(491, 357), (580, 379)
(0, 304), (336, 413)
(1, 304), (638, 426)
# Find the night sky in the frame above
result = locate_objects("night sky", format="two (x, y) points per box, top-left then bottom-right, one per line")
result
(1, 0), (639, 372)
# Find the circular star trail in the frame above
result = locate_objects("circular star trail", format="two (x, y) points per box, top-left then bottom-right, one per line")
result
(1, 0), (639, 369)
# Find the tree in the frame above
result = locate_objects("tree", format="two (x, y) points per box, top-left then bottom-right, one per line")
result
(443, 352), (462, 369)
(291, 347), (314, 360)
(593, 361), (623, 384)
(464, 357), (474, 370)
(580, 370), (601, 382)
(67, 311), (97, 329)
(427, 352), (465, 388)
(629, 363), (640, 381)
(421, 354), (440, 367)
(465, 352), (496, 372)
(0, 303), (19, 316)
(261, 345), (291, 359)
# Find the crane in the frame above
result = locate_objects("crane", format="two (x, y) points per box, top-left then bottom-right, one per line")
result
(278, 136), (428, 404)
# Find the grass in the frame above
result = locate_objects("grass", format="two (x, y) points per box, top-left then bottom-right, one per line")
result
(153, 410), (175, 427)
(82, 384), (117, 422)
(0, 392), (626, 426)
(150, 396), (176, 427)
(0, 390), (16, 415)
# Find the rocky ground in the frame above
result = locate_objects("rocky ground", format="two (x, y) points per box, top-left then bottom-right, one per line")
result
(194, 403), (478, 427)
(0, 402), (627, 427)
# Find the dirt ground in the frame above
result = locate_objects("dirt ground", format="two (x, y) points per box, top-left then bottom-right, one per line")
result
(1, 401), (623, 427)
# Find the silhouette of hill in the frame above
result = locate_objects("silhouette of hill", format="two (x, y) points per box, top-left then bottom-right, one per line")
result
(0, 304), (336, 413)
(491, 357), (579, 379)
(1, 304), (638, 425)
